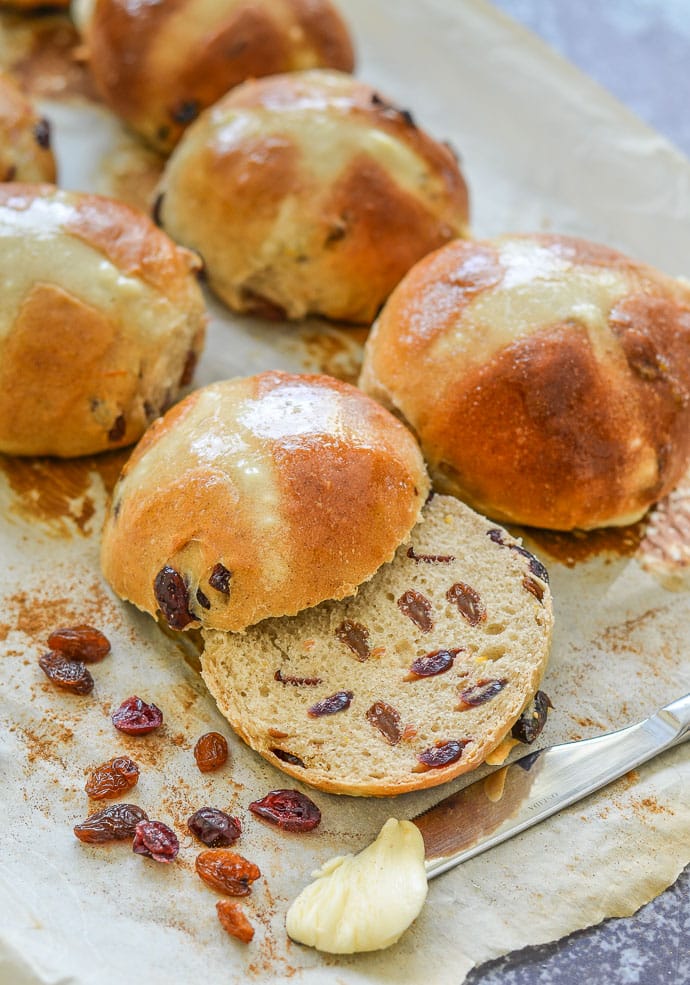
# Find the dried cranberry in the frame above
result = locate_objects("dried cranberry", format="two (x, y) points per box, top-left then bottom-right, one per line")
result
(195, 850), (260, 895)
(397, 590), (434, 632)
(274, 669), (322, 686)
(209, 563), (232, 595)
(405, 648), (461, 680)
(85, 756), (139, 799)
(47, 625), (111, 662)
(74, 803), (148, 843)
(416, 740), (469, 770)
(457, 679), (508, 710)
(446, 583), (486, 625)
(188, 808), (241, 848)
(132, 820), (179, 862)
(216, 900), (254, 942)
(271, 748), (306, 768)
(249, 789), (321, 832)
(335, 620), (371, 660)
(112, 695), (163, 735)
(365, 701), (402, 745)
(523, 575), (545, 602)
(407, 546), (455, 564)
(194, 732), (228, 772)
(39, 652), (93, 695)
(512, 691), (554, 744)
(307, 691), (353, 717)
(153, 565), (194, 630)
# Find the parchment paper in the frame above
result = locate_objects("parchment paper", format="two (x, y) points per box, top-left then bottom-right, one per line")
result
(0, 2), (689, 983)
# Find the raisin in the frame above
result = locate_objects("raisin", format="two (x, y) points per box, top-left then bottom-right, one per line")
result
(487, 530), (549, 583)
(512, 691), (554, 744)
(151, 192), (164, 227)
(74, 803), (148, 843)
(487, 528), (506, 545)
(133, 820), (179, 862)
(195, 850), (260, 896)
(33, 118), (51, 149)
(271, 748), (306, 768)
(171, 99), (200, 124)
(209, 563), (232, 595)
(335, 620), (370, 660)
(85, 756), (139, 799)
(112, 695), (163, 735)
(405, 648), (461, 680)
(457, 678), (508, 710)
(523, 575), (545, 602)
(179, 348), (198, 387)
(194, 731), (228, 772)
(365, 701), (402, 745)
(153, 565), (194, 630)
(397, 590), (433, 632)
(188, 808), (241, 848)
(196, 588), (211, 610)
(407, 546), (455, 564)
(446, 583), (486, 625)
(274, 669), (322, 686)
(307, 690), (353, 717)
(39, 652), (93, 695)
(216, 900), (255, 942)
(415, 739), (469, 771)
(47, 625), (111, 662)
(108, 414), (126, 442)
(249, 790), (321, 832)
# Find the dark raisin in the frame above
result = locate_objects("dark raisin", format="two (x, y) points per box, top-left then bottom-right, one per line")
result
(446, 582), (486, 625)
(523, 575), (545, 602)
(85, 756), (139, 799)
(74, 803), (148, 843)
(195, 850), (260, 895)
(171, 99), (200, 124)
(271, 748), (306, 768)
(151, 191), (164, 227)
(112, 695), (163, 735)
(365, 701), (402, 745)
(511, 546), (550, 583)
(179, 349), (198, 387)
(397, 589), (433, 632)
(400, 108), (416, 127)
(407, 546), (455, 564)
(133, 820), (179, 862)
(39, 652), (93, 695)
(196, 588), (211, 610)
(512, 691), (554, 744)
(487, 528), (505, 545)
(47, 625), (111, 662)
(194, 731), (228, 772)
(33, 118), (51, 149)
(209, 563), (232, 595)
(188, 808), (241, 848)
(335, 619), (370, 660)
(307, 690), (353, 717)
(153, 565), (194, 630)
(274, 669), (322, 686)
(415, 739), (469, 770)
(108, 414), (126, 442)
(248, 789), (321, 832)
(405, 648), (461, 680)
(457, 678), (508, 710)
(216, 900), (254, 942)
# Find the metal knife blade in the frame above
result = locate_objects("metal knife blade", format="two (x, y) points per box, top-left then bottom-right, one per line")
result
(414, 692), (690, 879)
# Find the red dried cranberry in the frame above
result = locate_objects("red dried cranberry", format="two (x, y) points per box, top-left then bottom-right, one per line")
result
(85, 756), (139, 799)
(47, 625), (111, 662)
(397, 589), (433, 632)
(153, 565), (194, 630)
(132, 820), (179, 862)
(74, 803), (148, 843)
(112, 696), (163, 735)
(365, 701), (402, 744)
(194, 731), (228, 772)
(457, 679), (508, 710)
(416, 740), (469, 770)
(39, 652), (94, 695)
(188, 808), (242, 848)
(405, 648), (461, 680)
(307, 691), (353, 717)
(335, 620), (371, 660)
(446, 583), (486, 625)
(249, 789), (321, 832)
(512, 691), (554, 744)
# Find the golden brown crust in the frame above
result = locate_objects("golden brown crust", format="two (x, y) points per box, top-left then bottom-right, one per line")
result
(84, 0), (356, 152)
(100, 372), (430, 632)
(158, 70), (469, 323)
(0, 185), (207, 457)
(360, 234), (690, 530)
(0, 71), (56, 183)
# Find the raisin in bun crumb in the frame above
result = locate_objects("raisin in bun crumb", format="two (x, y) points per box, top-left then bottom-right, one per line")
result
(0, 185), (206, 457)
(156, 69), (469, 323)
(201, 494), (553, 796)
(360, 234), (690, 531)
(0, 72), (56, 183)
(78, 0), (355, 153)
(100, 372), (430, 633)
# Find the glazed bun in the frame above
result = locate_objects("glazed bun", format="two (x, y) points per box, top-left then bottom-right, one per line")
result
(79, 0), (355, 152)
(0, 72), (56, 183)
(100, 372), (430, 633)
(157, 70), (470, 323)
(360, 234), (690, 531)
(0, 185), (206, 457)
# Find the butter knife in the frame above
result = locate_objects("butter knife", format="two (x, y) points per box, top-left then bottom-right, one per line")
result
(414, 693), (690, 879)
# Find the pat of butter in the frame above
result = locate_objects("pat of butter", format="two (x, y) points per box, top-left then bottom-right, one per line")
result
(286, 818), (428, 954)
